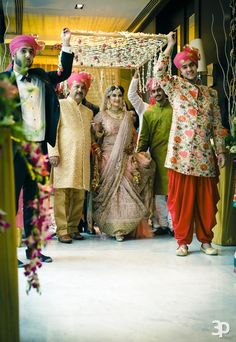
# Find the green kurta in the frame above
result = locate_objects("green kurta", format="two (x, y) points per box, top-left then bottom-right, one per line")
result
(137, 102), (172, 195)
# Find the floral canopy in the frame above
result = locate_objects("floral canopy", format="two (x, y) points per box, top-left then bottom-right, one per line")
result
(70, 30), (167, 69)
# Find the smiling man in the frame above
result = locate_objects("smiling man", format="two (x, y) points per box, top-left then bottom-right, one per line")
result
(48, 72), (93, 243)
(0, 29), (74, 267)
(137, 78), (173, 236)
(154, 32), (226, 256)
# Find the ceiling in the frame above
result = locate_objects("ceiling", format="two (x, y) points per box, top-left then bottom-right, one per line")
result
(23, 0), (150, 19)
(4, 0), (153, 43)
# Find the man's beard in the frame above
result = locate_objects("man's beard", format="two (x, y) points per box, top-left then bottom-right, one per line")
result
(155, 95), (164, 102)
(14, 57), (33, 69)
(76, 92), (85, 100)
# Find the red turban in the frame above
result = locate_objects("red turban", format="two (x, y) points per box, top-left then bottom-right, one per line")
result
(9, 35), (44, 56)
(173, 45), (200, 70)
(146, 77), (161, 92)
(67, 72), (92, 92)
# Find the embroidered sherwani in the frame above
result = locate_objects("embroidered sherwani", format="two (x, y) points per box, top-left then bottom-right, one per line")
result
(48, 97), (92, 190)
(48, 97), (93, 237)
(153, 53), (226, 246)
(154, 54), (225, 177)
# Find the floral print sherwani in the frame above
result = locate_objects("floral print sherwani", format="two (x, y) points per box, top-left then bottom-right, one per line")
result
(154, 53), (225, 177)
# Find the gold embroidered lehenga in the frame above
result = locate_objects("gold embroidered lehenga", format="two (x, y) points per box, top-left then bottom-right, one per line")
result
(92, 109), (155, 239)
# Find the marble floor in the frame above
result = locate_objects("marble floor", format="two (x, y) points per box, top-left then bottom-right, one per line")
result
(18, 233), (236, 342)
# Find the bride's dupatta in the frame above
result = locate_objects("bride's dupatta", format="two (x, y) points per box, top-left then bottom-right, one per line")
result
(93, 111), (148, 233)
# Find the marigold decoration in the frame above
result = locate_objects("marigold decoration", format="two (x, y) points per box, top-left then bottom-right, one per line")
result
(70, 30), (167, 69)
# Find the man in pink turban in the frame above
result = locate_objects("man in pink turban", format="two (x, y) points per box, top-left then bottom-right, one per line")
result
(67, 71), (99, 117)
(67, 71), (92, 92)
(48, 71), (95, 243)
(0, 28), (74, 267)
(9, 35), (43, 57)
(67, 71), (99, 236)
(173, 45), (200, 70)
(154, 32), (226, 257)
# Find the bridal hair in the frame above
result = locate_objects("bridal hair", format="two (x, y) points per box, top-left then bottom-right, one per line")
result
(102, 85), (125, 111)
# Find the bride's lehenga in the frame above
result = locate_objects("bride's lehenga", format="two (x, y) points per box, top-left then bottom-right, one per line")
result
(92, 110), (155, 238)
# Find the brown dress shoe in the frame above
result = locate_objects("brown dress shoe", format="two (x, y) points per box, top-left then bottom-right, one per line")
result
(71, 232), (85, 240)
(58, 234), (72, 244)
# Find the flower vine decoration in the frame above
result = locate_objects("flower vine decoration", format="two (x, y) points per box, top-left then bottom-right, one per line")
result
(19, 142), (53, 294)
(70, 30), (167, 69)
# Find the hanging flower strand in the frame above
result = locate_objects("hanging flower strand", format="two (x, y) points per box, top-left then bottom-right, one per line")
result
(19, 142), (53, 294)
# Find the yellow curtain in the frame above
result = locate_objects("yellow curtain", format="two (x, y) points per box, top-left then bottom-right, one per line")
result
(213, 152), (236, 245)
(0, 128), (19, 342)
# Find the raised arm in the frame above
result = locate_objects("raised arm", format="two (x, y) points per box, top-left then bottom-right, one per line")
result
(163, 32), (176, 57)
(153, 32), (179, 101)
(128, 69), (148, 117)
(154, 32), (176, 78)
(47, 28), (74, 85)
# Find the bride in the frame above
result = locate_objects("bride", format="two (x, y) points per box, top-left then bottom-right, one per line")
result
(92, 85), (155, 241)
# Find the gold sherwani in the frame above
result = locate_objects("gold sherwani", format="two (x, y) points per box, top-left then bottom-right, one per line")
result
(48, 97), (93, 191)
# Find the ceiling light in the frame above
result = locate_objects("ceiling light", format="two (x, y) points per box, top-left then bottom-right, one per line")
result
(75, 3), (84, 9)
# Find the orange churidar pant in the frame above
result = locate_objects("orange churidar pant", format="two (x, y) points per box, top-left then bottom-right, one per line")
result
(167, 169), (219, 246)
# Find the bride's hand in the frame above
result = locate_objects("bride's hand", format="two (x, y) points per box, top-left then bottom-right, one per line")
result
(91, 121), (103, 133)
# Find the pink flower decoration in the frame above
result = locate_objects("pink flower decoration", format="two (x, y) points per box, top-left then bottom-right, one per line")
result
(179, 151), (189, 158)
(185, 129), (194, 137)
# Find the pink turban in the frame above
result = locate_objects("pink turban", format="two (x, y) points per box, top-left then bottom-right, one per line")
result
(9, 35), (43, 56)
(146, 77), (161, 92)
(67, 72), (92, 92)
(173, 45), (200, 70)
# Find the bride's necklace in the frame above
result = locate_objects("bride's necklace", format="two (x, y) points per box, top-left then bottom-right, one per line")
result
(107, 109), (124, 119)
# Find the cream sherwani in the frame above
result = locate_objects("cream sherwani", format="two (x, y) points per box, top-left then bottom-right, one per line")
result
(48, 97), (93, 237)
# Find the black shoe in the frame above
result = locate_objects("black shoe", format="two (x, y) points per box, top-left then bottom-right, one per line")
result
(39, 253), (53, 263)
(18, 259), (24, 268)
(166, 227), (175, 237)
(26, 249), (53, 263)
(154, 227), (168, 236)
